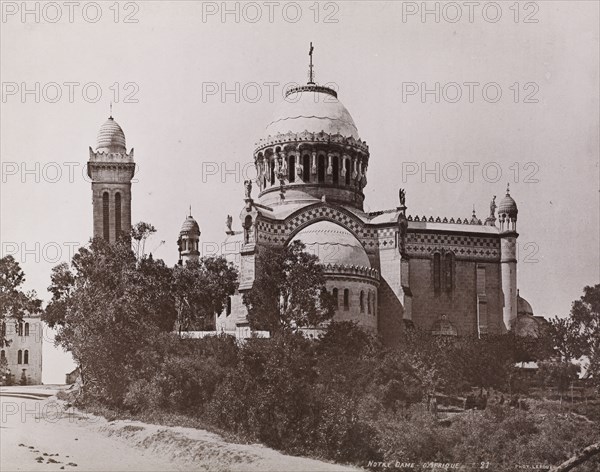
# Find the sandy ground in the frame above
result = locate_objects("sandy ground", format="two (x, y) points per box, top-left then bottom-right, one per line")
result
(0, 390), (361, 472)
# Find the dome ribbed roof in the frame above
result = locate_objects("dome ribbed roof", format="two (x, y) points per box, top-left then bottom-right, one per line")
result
(498, 186), (518, 217)
(290, 221), (370, 268)
(96, 117), (126, 153)
(265, 85), (360, 139)
(180, 216), (200, 235)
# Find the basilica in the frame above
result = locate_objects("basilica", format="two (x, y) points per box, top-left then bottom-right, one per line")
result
(87, 59), (544, 344)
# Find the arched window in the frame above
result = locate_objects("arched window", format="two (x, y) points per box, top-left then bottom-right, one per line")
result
(360, 291), (364, 313)
(318, 155), (325, 182)
(24, 323), (29, 337)
(17, 322), (23, 337)
(332, 288), (339, 308)
(288, 155), (296, 182)
(0, 350), (5, 360)
(445, 252), (455, 292)
(303, 155), (310, 182)
(433, 252), (441, 293)
(343, 289), (350, 310)
(367, 292), (371, 314)
(345, 158), (351, 185)
(373, 292), (376, 315)
(332, 156), (339, 184)
(102, 192), (110, 240)
(115, 192), (122, 239)
(17, 350), (22, 364)
(1, 321), (5, 338)
(270, 158), (275, 185)
(226, 296), (232, 316)
(24, 350), (29, 364)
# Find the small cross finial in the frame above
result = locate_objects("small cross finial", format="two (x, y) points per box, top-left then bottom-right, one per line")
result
(308, 42), (315, 84)
(472, 204), (476, 217)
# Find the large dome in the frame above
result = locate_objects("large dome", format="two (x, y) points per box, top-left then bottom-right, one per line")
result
(290, 220), (370, 268)
(265, 85), (360, 139)
(96, 116), (126, 153)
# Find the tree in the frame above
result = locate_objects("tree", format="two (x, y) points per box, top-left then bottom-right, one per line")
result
(172, 257), (238, 332)
(547, 284), (600, 391)
(43, 235), (175, 403)
(537, 359), (580, 403)
(131, 221), (156, 260)
(0, 256), (42, 347)
(570, 284), (600, 390)
(243, 241), (335, 334)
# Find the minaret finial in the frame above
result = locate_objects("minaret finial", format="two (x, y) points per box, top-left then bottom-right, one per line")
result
(506, 183), (510, 195)
(109, 102), (113, 119)
(308, 42), (315, 84)
(472, 204), (476, 217)
(189, 205), (192, 217)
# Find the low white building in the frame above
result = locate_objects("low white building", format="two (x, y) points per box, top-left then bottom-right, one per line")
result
(1, 314), (43, 385)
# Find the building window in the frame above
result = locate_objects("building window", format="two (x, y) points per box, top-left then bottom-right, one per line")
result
(367, 292), (372, 314)
(345, 159), (351, 185)
(103, 192), (110, 240)
(115, 192), (122, 239)
(270, 158), (275, 185)
(1, 321), (5, 338)
(433, 252), (441, 293)
(445, 252), (455, 292)
(303, 155), (310, 182)
(24, 323), (29, 337)
(318, 155), (325, 183)
(343, 289), (350, 310)
(226, 296), (232, 316)
(360, 291), (364, 313)
(288, 155), (296, 182)
(24, 350), (29, 365)
(332, 156), (339, 184)
(332, 288), (339, 308)
(0, 350), (5, 361)
(17, 322), (23, 337)
(17, 350), (22, 364)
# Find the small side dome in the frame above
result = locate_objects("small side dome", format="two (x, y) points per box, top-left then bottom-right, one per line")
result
(180, 215), (200, 235)
(517, 293), (534, 317)
(498, 186), (518, 219)
(290, 220), (370, 268)
(96, 116), (126, 153)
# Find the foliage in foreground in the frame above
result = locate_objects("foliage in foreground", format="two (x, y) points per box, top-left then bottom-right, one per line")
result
(69, 324), (598, 470)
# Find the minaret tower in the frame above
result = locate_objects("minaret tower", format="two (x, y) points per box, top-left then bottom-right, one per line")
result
(177, 210), (201, 265)
(498, 185), (519, 331)
(87, 113), (135, 242)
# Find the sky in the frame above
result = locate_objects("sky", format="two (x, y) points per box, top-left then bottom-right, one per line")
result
(1, 1), (599, 384)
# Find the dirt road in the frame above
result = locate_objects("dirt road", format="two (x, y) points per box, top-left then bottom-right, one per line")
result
(0, 391), (360, 472)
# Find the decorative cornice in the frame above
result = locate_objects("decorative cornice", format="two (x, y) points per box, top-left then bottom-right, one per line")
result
(321, 263), (380, 282)
(407, 214), (483, 225)
(254, 131), (368, 154)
